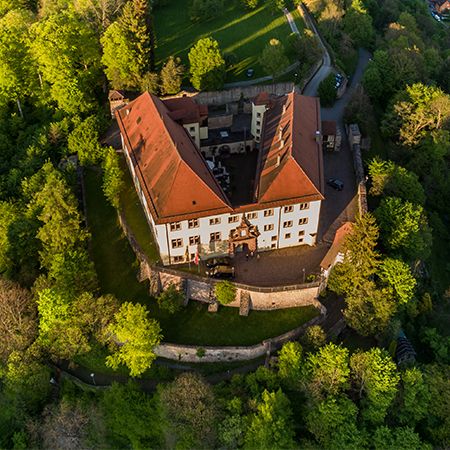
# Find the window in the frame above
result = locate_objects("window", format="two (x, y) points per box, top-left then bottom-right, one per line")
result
(298, 230), (305, 236)
(299, 203), (309, 210)
(298, 218), (309, 225)
(256, 112), (261, 118)
(173, 255), (184, 263)
(170, 222), (181, 231)
(210, 232), (221, 242)
(189, 235), (200, 246)
(284, 205), (294, 213)
(271, 243), (277, 249)
(171, 238), (183, 248)
(298, 238), (304, 243)
(209, 217), (221, 225)
(271, 235), (277, 241)
(285, 233), (291, 239)
(264, 209), (274, 217)
(264, 224), (274, 232)
(228, 215), (239, 223)
(247, 212), (257, 219)
(188, 219), (199, 228)
(283, 221), (293, 228)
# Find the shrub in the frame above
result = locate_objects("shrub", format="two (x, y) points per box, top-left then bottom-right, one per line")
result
(214, 281), (236, 305)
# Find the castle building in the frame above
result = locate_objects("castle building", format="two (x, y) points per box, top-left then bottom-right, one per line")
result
(116, 90), (325, 265)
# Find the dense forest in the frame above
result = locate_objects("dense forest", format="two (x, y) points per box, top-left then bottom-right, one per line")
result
(0, 0), (449, 448)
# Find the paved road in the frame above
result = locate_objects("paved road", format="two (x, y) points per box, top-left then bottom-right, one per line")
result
(300, 3), (332, 97)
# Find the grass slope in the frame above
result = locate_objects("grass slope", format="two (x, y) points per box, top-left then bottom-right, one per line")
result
(154, 0), (303, 82)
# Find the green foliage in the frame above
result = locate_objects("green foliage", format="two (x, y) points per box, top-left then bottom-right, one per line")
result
(375, 196), (432, 261)
(188, 37), (225, 91)
(318, 72), (337, 106)
(259, 38), (289, 79)
(214, 280), (236, 305)
(278, 341), (302, 382)
(30, 10), (101, 114)
(305, 343), (350, 398)
(101, 382), (163, 448)
(68, 116), (104, 166)
(160, 372), (218, 448)
(102, 147), (124, 209)
(244, 389), (296, 450)
(382, 83), (450, 146)
(378, 258), (416, 305)
(350, 348), (399, 424)
(157, 283), (184, 313)
(190, 0), (224, 22)
(328, 213), (380, 296)
(101, 0), (152, 89)
(306, 395), (362, 448)
(106, 302), (162, 376)
(160, 56), (184, 95)
(368, 157), (425, 205)
(372, 426), (431, 450)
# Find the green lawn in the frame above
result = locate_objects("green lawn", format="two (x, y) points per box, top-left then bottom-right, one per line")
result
(154, 0), (303, 82)
(84, 167), (319, 346)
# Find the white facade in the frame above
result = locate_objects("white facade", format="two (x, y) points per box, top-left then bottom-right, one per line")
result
(152, 201), (321, 265)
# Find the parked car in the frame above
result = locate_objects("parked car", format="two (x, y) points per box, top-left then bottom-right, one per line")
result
(327, 178), (344, 191)
(205, 257), (232, 269)
(246, 68), (254, 78)
(206, 264), (235, 279)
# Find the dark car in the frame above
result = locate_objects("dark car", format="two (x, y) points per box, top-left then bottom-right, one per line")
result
(327, 178), (344, 191)
(246, 68), (254, 78)
(206, 264), (235, 279)
(205, 257), (232, 269)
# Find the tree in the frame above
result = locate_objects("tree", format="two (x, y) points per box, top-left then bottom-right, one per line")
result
(106, 302), (161, 376)
(157, 283), (184, 313)
(375, 196), (432, 261)
(342, 0), (374, 48)
(382, 83), (450, 147)
(278, 341), (302, 382)
(318, 73), (337, 106)
(101, 382), (162, 448)
(160, 373), (218, 448)
(372, 426), (431, 450)
(188, 37), (225, 91)
(306, 395), (362, 448)
(214, 280), (236, 305)
(305, 343), (350, 398)
(160, 56), (184, 95)
(30, 11), (102, 114)
(0, 10), (36, 115)
(190, 0), (223, 22)
(102, 147), (124, 209)
(378, 258), (416, 305)
(350, 348), (399, 424)
(301, 325), (326, 352)
(67, 116), (105, 166)
(0, 278), (37, 363)
(244, 389), (296, 450)
(259, 38), (289, 80)
(368, 158), (426, 205)
(101, 0), (153, 88)
(395, 367), (431, 426)
(328, 213), (380, 296)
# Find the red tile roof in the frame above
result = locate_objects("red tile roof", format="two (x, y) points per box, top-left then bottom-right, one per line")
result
(256, 93), (324, 204)
(116, 92), (231, 224)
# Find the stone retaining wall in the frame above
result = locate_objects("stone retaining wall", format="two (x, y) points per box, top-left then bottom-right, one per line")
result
(155, 314), (324, 363)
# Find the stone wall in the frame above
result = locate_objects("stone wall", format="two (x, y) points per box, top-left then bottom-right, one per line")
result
(154, 314), (324, 363)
